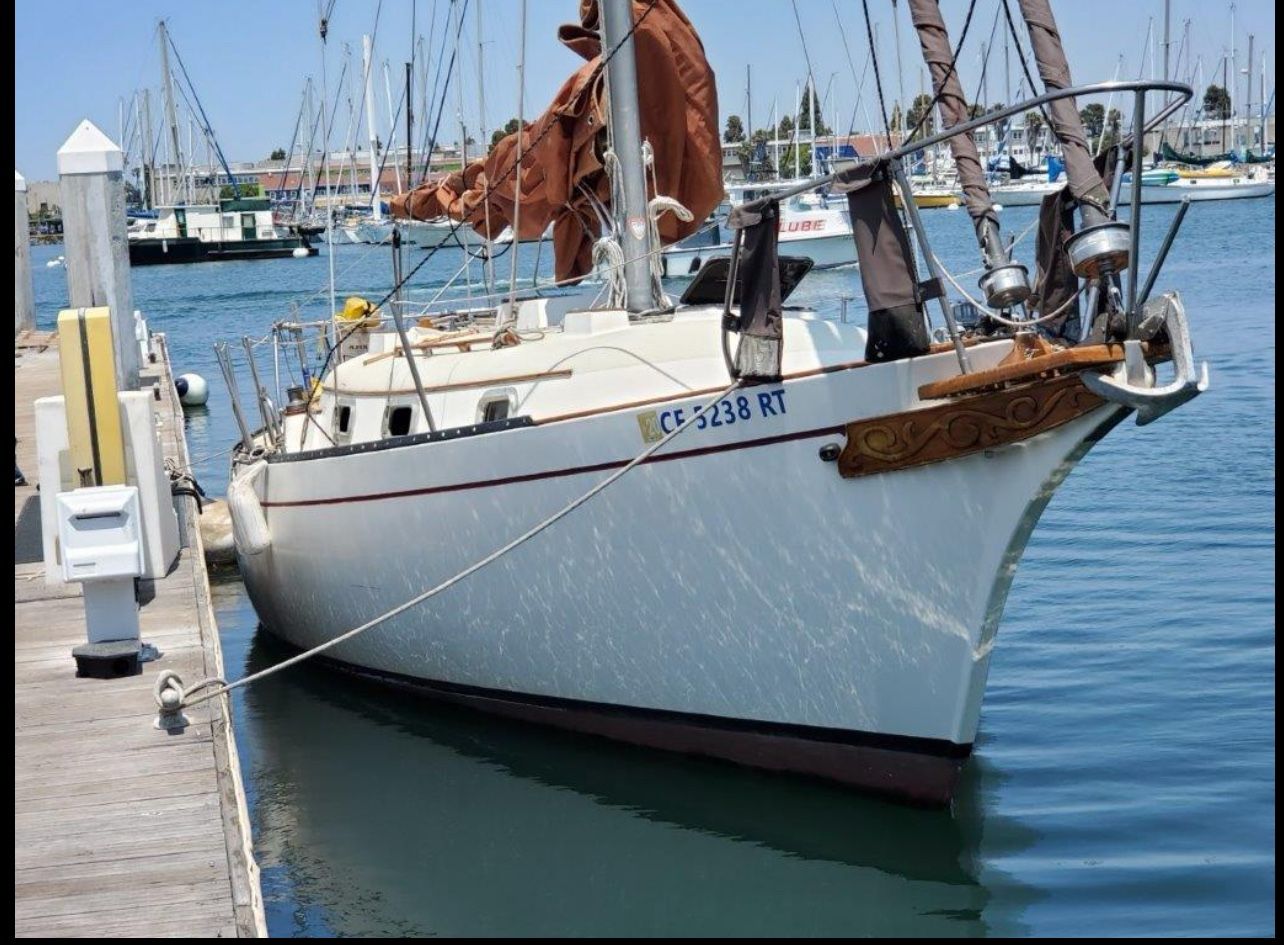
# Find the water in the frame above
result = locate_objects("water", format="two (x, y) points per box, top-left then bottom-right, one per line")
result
(30, 198), (1275, 936)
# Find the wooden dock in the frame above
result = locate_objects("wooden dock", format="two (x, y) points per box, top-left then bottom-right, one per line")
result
(14, 333), (265, 937)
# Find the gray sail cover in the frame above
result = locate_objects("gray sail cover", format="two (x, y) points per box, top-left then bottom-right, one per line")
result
(726, 201), (783, 380)
(1016, 0), (1111, 214)
(907, 0), (997, 236)
(1034, 145), (1129, 337)
(834, 161), (930, 362)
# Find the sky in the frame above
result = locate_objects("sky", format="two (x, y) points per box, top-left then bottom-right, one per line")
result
(14, 0), (1277, 180)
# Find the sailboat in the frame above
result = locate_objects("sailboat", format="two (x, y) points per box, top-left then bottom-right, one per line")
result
(1118, 165), (1275, 203)
(217, 0), (1207, 805)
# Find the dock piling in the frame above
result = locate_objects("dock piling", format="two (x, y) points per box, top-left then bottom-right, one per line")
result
(56, 120), (140, 389)
(15, 170), (35, 335)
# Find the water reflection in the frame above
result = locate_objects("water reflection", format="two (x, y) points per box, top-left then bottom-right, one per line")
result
(237, 626), (1037, 937)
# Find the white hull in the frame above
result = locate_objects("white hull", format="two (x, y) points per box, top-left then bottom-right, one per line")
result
(236, 310), (1129, 801)
(662, 231), (856, 278)
(988, 183), (1064, 206)
(1117, 179), (1275, 203)
(399, 219), (553, 249)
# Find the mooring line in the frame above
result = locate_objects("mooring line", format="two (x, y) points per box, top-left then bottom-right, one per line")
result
(156, 378), (742, 720)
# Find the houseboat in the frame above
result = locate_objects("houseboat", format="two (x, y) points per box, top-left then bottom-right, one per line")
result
(128, 197), (316, 266)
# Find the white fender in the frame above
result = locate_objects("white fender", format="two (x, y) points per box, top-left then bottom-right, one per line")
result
(228, 461), (271, 556)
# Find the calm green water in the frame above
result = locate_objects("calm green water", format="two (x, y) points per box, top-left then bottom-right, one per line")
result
(31, 197), (1275, 936)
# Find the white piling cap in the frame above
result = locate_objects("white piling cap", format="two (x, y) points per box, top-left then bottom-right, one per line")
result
(15, 170), (26, 192)
(57, 120), (124, 176)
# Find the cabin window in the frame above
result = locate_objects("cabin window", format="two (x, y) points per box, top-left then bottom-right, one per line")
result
(384, 405), (414, 438)
(477, 389), (516, 425)
(333, 400), (356, 444)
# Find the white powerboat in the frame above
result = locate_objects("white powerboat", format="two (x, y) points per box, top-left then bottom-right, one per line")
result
(1118, 167), (1275, 203)
(662, 193), (856, 278)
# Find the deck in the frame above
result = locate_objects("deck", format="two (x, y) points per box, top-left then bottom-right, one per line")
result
(14, 332), (265, 937)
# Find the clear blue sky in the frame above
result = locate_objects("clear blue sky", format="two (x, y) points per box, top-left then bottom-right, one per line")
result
(14, 0), (1276, 180)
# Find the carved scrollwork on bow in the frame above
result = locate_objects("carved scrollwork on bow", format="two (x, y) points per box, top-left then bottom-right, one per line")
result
(838, 374), (1105, 479)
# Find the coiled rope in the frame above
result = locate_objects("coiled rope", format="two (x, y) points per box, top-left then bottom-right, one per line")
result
(156, 378), (742, 717)
(642, 139), (693, 309)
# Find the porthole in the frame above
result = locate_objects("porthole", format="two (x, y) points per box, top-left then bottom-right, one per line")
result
(384, 405), (414, 438)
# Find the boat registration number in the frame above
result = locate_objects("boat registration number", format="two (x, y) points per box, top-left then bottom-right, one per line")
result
(636, 389), (787, 443)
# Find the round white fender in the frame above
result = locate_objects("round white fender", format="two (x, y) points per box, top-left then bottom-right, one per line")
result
(227, 461), (271, 556)
(175, 373), (210, 406)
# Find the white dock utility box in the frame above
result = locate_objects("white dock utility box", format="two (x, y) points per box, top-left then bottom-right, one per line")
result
(56, 485), (144, 583)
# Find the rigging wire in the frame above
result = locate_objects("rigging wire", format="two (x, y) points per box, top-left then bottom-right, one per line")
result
(417, 0), (471, 186)
(860, 0), (894, 141)
(832, 0), (874, 139)
(370, 0), (663, 316)
(999, 0), (1054, 130)
(898, 0), (981, 146)
(164, 29), (241, 195)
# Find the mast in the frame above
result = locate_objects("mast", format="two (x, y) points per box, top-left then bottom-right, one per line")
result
(809, 76), (817, 178)
(506, 0), (528, 310)
(892, 0), (906, 144)
(475, 0), (496, 294)
(416, 35), (429, 181)
(319, 5), (337, 331)
(981, 41), (989, 111)
(598, 0), (654, 314)
(1004, 23), (1011, 105)
(1223, 56), (1230, 153)
(343, 47), (360, 203)
(771, 99), (779, 176)
(1244, 34), (1254, 152)
(142, 89), (154, 210)
(475, 0), (488, 153)
(383, 61), (403, 193)
(362, 34), (383, 220)
(1261, 52), (1268, 153)
(405, 62), (414, 190)
(158, 20), (186, 204)
(1229, 4), (1236, 149)
(1162, 0), (1171, 88)
(746, 64), (752, 153)
(794, 81), (802, 179)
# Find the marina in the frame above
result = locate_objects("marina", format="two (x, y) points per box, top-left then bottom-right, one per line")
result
(14, 336), (264, 936)
(14, 0), (1276, 937)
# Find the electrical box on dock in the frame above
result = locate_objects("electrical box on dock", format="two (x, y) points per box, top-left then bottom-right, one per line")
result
(56, 485), (143, 583)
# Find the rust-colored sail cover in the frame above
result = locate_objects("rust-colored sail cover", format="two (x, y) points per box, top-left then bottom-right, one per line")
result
(390, 0), (722, 282)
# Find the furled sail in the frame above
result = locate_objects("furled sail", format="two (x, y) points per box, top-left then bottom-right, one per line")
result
(906, 0), (998, 239)
(1159, 141), (1272, 166)
(390, 0), (722, 283)
(1015, 0), (1111, 217)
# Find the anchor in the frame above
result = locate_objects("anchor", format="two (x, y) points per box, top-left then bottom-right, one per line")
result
(1081, 292), (1210, 426)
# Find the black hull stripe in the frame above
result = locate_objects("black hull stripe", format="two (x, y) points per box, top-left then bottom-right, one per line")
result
(271, 645), (970, 805)
(272, 641), (973, 762)
(262, 422), (847, 508)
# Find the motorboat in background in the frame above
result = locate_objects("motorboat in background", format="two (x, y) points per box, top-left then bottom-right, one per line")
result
(1118, 165), (1275, 203)
(128, 197), (315, 265)
(662, 192), (856, 278)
